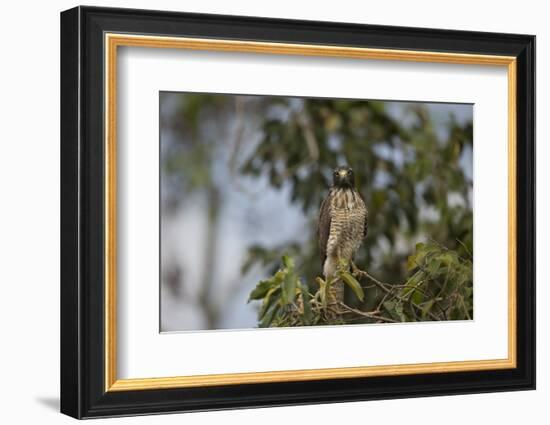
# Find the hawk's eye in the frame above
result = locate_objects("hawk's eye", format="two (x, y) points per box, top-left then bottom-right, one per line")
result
(348, 170), (353, 175)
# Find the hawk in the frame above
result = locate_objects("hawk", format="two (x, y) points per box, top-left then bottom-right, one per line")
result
(317, 166), (368, 303)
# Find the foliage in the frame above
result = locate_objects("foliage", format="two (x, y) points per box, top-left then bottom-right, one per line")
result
(247, 255), (310, 327)
(403, 241), (473, 320)
(249, 241), (473, 327)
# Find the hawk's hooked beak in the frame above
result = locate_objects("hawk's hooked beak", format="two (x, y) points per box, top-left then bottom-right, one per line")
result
(338, 170), (348, 178)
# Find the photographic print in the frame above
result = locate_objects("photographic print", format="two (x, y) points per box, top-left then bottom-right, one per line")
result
(160, 92), (473, 332)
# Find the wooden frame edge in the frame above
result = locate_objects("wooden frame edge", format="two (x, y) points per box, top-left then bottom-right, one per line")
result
(108, 358), (516, 391)
(104, 33), (518, 392)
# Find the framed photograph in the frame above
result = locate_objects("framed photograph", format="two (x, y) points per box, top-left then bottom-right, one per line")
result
(60, 6), (535, 419)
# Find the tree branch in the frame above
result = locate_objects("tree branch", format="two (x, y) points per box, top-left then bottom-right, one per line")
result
(352, 268), (442, 321)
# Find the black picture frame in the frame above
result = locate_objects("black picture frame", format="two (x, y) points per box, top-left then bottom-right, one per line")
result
(61, 5), (535, 419)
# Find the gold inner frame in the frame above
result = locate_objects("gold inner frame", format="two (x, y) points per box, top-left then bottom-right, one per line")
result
(104, 33), (517, 392)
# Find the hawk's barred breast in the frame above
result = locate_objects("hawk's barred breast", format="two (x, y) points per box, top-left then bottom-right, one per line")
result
(328, 188), (367, 256)
(323, 187), (367, 280)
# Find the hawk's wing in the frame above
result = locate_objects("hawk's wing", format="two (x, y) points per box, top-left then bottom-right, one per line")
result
(317, 191), (332, 268)
(360, 192), (368, 239)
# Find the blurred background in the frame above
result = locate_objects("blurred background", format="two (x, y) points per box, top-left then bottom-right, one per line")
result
(160, 92), (473, 332)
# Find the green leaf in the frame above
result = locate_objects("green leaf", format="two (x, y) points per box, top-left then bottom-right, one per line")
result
(407, 243), (428, 270)
(383, 300), (396, 312)
(415, 242), (426, 252)
(384, 300), (405, 322)
(281, 273), (297, 305)
(248, 279), (274, 302)
(438, 252), (457, 266)
(402, 274), (423, 303)
(260, 302), (280, 328)
(340, 272), (364, 302)
(315, 277), (327, 309)
(428, 259), (442, 275)
(395, 301), (406, 322)
(406, 255), (418, 271)
(282, 255), (295, 270)
(258, 287), (280, 319)
(273, 270), (286, 284)
(411, 242), (439, 269)
(421, 300), (434, 320)
(404, 271), (422, 287)
(411, 289), (423, 305)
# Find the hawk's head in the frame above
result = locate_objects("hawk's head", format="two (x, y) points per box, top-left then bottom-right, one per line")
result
(332, 166), (355, 189)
